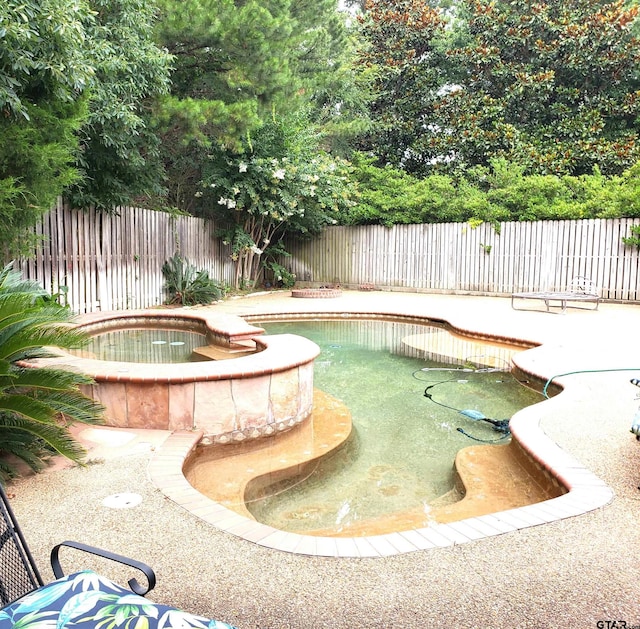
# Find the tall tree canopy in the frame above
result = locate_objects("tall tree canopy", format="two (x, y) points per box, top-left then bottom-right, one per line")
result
(355, 0), (448, 172)
(67, 0), (173, 209)
(153, 0), (351, 213)
(435, 0), (640, 176)
(0, 1), (93, 256)
(357, 0), (640, 177)
(0, 0), (171, 256)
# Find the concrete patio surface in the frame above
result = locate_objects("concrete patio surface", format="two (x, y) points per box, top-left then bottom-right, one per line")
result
(6, 290), (640, 628)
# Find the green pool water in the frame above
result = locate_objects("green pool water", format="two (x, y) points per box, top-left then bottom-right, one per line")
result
(73, 328), (207, 363)
(245, 318), (543, 534)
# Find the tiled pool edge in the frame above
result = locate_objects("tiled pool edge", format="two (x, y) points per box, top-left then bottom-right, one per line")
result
(149, 417), (614, 559)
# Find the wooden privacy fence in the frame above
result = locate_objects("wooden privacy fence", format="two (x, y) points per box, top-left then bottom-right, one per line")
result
(12, 204), (640, 313)
(284, 218), (640, 301)
(15, 201), (235, 314)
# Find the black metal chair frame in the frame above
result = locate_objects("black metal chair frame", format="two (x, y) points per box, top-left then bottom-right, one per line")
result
(0, 483), (156, 608)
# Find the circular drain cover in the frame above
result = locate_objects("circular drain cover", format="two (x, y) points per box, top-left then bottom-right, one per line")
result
(102, 493), (142, 509)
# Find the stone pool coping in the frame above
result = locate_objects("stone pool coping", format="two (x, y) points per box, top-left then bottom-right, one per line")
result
(148, 306), (615, 558)
(23, 308), (320, 443)
(37, 309), (316, 383)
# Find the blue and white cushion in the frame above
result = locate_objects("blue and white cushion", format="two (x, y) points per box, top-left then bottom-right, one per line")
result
(0, 570), (237, 628)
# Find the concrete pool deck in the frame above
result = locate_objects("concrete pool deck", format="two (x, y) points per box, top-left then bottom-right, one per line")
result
(6, 291), (640, 627)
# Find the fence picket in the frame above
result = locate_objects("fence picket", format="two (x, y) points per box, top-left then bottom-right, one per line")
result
(12, 205), (640, 313)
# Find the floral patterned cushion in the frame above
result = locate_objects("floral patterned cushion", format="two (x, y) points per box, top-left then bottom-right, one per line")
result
(0, 570), (237, 628)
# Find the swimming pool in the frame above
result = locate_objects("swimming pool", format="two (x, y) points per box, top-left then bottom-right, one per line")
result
(151, 294), (615, 557)
(188, 318), (545, 536)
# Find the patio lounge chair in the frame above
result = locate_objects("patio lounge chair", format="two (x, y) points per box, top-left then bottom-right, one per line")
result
(511, 276), (600, 313)
(0, 484), (237, 628)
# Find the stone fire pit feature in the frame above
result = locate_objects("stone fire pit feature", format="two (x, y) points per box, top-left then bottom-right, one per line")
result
(291, 287), (342, 298)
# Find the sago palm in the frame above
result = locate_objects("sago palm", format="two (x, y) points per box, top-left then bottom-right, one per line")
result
(0, 263), (104, 478)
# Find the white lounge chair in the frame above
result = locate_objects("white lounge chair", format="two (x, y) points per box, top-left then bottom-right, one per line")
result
(511, 276), (600, 313)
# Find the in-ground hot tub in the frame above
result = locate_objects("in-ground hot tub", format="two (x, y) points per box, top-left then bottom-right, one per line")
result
(25, 310), (320, 444)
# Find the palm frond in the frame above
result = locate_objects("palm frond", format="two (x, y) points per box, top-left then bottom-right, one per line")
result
(0, 320), (87, 362)
(35, 391), (104, 425)
(0, 263), (48, 296)
(0, 419), (86, 462)
(5, 367), (95, 393)
(0, 430), (50, 475)
(0, 394), (58, 424)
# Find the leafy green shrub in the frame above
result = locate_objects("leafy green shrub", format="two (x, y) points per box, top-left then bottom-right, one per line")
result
(260, 242), (296, 289)
(346, 154), (464, 226)
(612, 163), (640, 219)
(263, 261), (296, 289)
(346, 154), (640, 227)
(162, 254), (224, 305)
(622, 225), (640, 249)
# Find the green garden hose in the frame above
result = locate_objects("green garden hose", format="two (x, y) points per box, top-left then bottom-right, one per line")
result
(543, 368), (640, 398)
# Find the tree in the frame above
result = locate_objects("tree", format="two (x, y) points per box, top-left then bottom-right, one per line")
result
(197, 113), (356, 289)
(355, 0), (640, 177)
(153, 0), (298, 213)
(66, 0), (173, 209)
(0, 0), (94, 256)
(309, 29), (375, 159)
(0, 0), (172, 258)
(153, 0), (352, 213)
(0, 264), (104, 478)
(354, 0), (448, 172)
(426, 0), (640, 176)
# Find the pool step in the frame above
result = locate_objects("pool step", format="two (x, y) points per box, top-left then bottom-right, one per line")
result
(303, 441), (564, 537)
(184, 390), (352, 519)
(191, 341), (257, 361)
